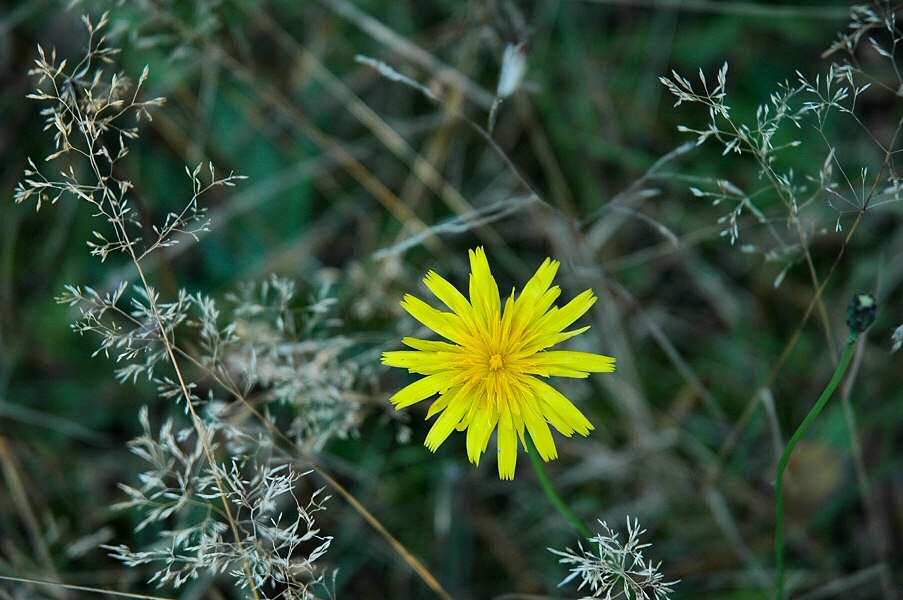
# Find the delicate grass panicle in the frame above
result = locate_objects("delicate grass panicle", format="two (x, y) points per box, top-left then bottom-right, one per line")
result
(383, 247), (615, 479)
(14, 14), (346, 598)
(104, 408), (334, 597)
(224, 276), (369, 448)
(550, 517), (676, 600)
(662, 2), (903, 291)
(661, 8), (901, 590)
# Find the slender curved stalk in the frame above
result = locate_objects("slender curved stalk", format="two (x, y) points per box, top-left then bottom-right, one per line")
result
(526, 436), (593, 538)
(89, 300), (457, 600)
(774, 331), (858, 600)
(171, 344), (456, 600)
(73, 105), (263, 597)
(0, 574), (173, 600)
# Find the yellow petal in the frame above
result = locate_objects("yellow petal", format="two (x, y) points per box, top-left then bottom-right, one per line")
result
(426, 391), (454, 419)
(400, 294), (471, 345)
(510, 257), (560, 324)
(535, 289), (597, 335)
(527, 286), (563, 324)
(425, 390), (471, 451)
(524, 377), (594, 436)
(497, 406), (518, 480)
(547, 325), (591, 346)
(531, 350), (616, 376)
(401, 337), (462, 352)
(522, 398), (558, 461)
(523, 364), (589, 378)
(479, 407), (498, 454)
(468, 247), (501, 326)
(517, 324), (592, 356)
(520, 258), (559, 303)
(465, 402), (496, 465)
(423, 271), (477, 328)
(381, 351), (449, 374)
(390, 373), (451, 409)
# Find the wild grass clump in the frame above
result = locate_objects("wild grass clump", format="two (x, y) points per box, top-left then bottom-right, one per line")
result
(13, 12), (347, 599)
(550, 517), (676, 600)
(105, 407), (333, 596)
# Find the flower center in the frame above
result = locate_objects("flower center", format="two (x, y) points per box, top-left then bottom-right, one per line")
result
(488, 353), (504, 371)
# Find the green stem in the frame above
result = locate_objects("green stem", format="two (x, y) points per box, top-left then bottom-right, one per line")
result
(526, 436), (593, 538)
(774, 331), (858, 600)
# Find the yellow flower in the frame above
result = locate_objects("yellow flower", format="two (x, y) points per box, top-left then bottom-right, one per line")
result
(382, 247), (615, 480)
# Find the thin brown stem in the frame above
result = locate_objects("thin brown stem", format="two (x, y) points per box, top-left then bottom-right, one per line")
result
(171, 345), (458, 600)
(77, 106), (263, 598)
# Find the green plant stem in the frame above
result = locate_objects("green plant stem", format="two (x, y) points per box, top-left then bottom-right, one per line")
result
(526, 436), (593, 538)
(774, 331), (859, 600)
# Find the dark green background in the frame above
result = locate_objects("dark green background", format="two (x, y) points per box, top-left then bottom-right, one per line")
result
(1, 1), (901, 599)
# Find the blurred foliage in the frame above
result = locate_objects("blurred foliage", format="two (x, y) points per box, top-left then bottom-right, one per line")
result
(1, 1), (902, 599)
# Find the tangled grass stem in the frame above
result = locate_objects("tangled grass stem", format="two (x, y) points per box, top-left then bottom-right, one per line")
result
(774, 331), (859, 600)
(171, 344), (457, 600)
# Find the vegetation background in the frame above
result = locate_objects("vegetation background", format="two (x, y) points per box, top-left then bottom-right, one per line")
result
(0, 0), (901, 599)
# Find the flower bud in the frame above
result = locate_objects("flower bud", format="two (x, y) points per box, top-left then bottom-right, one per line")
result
(846, 293), (876, 333)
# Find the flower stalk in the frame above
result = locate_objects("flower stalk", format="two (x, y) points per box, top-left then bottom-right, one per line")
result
(526, 435), (593, 538)
(774, 294), (875, 600)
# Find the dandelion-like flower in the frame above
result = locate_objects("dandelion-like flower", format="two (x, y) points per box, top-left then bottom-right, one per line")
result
(382, 247), (615, 479)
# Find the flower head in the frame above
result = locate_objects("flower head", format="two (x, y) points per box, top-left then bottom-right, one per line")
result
(382, 247), (615, 479)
